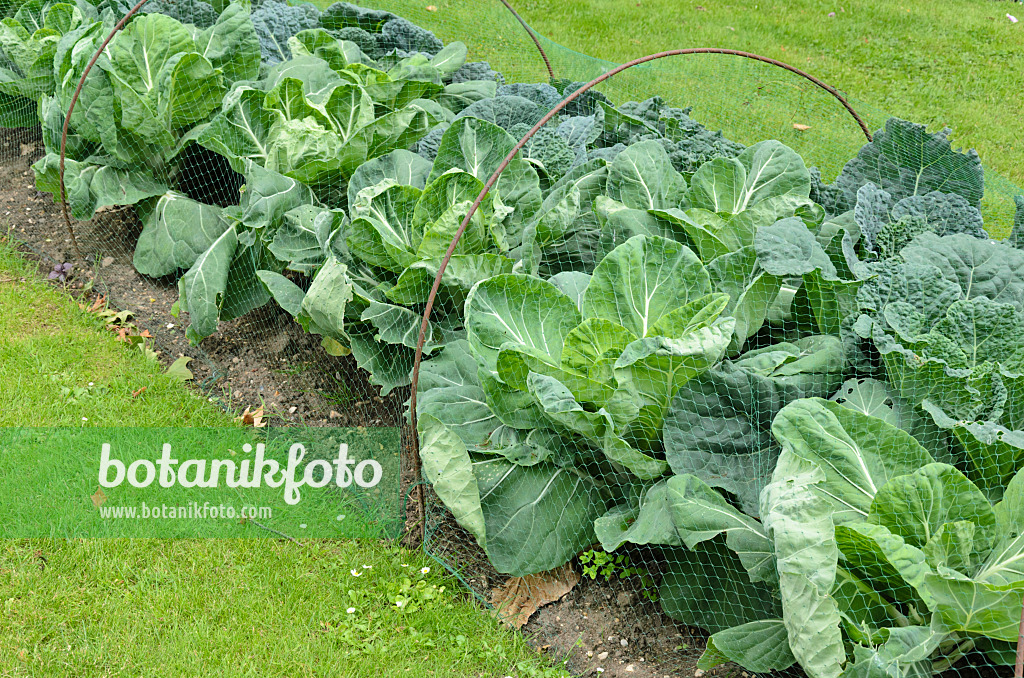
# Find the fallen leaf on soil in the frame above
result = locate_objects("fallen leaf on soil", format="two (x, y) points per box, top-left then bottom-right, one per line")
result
(165, 356), (193, 381)
(91, 488), (107, 508)
(321, 336), (351, 356)
(793, 123), (811, 131)
(131, 386), (147, 398)
(237, 405), (267, 428)
(88, 295), (106, 312)
(490, 563), (580, 629)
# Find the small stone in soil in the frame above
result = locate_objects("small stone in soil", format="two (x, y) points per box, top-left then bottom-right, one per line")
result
(597, 652), (609, 660)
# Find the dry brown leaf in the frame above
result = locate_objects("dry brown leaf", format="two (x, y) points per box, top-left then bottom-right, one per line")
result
(91, 488), (107, 508)
(238, 405), (267, 428)
(131, 386), (147, 398)
(489, 563), (580, 629)
(793, 123), (811, 131)
(425, 4), (437, 10)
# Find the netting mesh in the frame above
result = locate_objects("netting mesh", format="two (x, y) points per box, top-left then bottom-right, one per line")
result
(2, 0), (1022, 676)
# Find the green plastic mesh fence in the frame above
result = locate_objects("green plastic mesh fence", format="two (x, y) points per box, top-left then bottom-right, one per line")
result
(1, 0), (1022, 676)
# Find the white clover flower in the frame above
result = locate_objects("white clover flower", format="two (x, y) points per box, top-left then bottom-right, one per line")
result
(420, 566), (430, 574)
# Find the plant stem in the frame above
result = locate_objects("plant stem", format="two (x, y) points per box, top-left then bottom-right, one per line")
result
(932, 638), (975, 673)
(836, 567), (910, 627)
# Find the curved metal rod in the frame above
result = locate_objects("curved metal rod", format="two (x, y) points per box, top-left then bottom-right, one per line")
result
(497, 0), (554, 80)
(59, 0), (152, 261)
(407, 48), (875, 520)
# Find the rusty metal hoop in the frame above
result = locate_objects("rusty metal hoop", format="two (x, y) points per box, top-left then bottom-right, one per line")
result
(406, 48), (876, 541)
(58, 0), (152, 261)
(57, 0), (552, 263)
(497, 0), (554, 80)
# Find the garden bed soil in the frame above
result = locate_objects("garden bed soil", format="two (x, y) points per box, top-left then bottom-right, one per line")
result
(426, 507), (724, 678)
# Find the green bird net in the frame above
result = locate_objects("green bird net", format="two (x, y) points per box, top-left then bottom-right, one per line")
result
(1, 0), (1021, 676)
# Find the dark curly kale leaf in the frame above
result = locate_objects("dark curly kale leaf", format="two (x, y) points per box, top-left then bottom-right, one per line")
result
(143, 0), (218, 29)
(835, 117), (985, 209)
(449, 61), (504, 85)
(809, 167), (851, 218)
(454, 95), (544, 131)
(549, 78), (612, 117)
(591, 96), (744, 172)
(497, 83), (562, 111)
(1010, 195), (1024, 249)
(855, 182), (987, 256)
(415, 124), (447, 162)
(508, 123), (576, 182)
(320, 2), (442, 59)
(252, 0), (321, 64)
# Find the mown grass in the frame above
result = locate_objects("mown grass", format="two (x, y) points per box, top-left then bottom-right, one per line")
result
(0, 540), (566, 677)
(0, 242), (232, 427)
(0, 237), (564, 678)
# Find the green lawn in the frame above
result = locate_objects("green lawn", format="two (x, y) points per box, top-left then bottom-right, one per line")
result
(0, 237), (564, 678)
(352, 0), (1023, 231)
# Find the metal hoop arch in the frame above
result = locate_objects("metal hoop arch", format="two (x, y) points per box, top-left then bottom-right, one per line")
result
(58, 0), (556, 262)
(58, 0), (152, 260)
(497, 0), (554, 79)
(406, 47), (876, 539)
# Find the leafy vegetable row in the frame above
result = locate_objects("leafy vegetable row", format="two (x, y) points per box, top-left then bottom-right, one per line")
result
(4, 0), (1024, 675)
